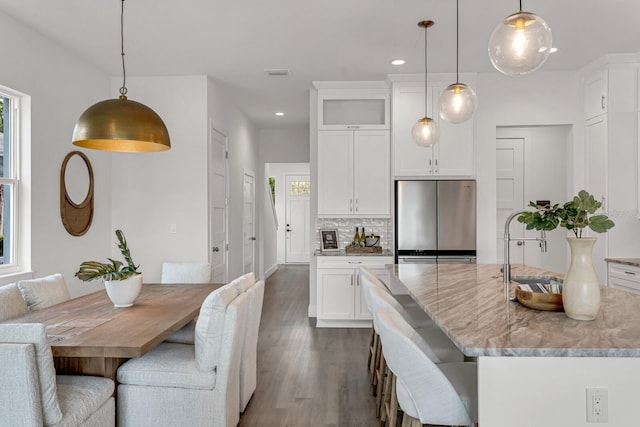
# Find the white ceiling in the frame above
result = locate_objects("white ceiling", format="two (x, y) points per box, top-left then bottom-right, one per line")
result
(2, 0), (639, 130)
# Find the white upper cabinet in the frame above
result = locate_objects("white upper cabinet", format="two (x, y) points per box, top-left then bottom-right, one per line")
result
(392, 82), (475, 178)
(584, 68), (608, 120)
(584, 62), (638, 120)
(315, 82), (390, 130)
(317, 130), (390, 217)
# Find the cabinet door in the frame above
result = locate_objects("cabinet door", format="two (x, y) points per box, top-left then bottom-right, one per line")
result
(317, 268), (355, 320)
(585, 115), (608, 285)
(392, 85), (434, 177)
(354, 272), (372, 320)
(432, 85), (475, 176)
(353, 130), (390, 216)
(584, 68), (608, 120)
(318, 131), (354, 216)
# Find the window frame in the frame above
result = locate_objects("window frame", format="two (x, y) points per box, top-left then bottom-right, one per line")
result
(0, 85), (28, 277)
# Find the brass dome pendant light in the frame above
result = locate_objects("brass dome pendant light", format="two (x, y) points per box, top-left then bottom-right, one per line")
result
(411, 20), (440, 147)
(487, 0), (552, 76)
(72, 0), (170, 152)
(439, 0), (477, 124)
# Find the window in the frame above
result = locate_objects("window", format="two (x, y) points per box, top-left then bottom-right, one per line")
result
(289, 180), (310, 196)
(0, 91), (19, 267)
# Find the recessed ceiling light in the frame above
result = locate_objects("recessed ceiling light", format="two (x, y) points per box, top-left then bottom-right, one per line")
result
(391, 59), (406, 65)
(550, 47), (558, 53)
(275, 112), (285, 116)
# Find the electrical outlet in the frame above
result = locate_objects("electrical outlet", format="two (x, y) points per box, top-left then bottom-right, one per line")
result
(170, 224), (177, 234)
(587, 388), (608, 423)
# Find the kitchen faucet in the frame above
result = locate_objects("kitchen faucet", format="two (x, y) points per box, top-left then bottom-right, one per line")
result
(503, 209), (548, 300)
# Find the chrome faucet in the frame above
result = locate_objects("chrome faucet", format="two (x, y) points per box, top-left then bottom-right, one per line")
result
(503, 210), (548, 300)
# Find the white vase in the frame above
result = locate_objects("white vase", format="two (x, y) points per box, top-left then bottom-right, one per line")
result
(104, 274), (143, 307)
(562, 237), (600, 320)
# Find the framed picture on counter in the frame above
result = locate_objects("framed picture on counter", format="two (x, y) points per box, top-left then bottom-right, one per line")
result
(320, 229), (340, 253)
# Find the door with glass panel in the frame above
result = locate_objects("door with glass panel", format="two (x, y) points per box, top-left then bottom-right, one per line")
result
(285, 175), (310, 263)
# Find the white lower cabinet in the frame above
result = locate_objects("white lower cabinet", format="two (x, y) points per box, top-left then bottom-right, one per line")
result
(316, 256), (393, 327)
(607, 262), (640, 294)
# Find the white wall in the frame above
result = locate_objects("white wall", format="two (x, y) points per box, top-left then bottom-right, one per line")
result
(476, 71), (583, 264)
(257, 129), (309, 279)
(497, 126), (570, 274)
(110, 76), (209, 283)
(110, 75), (259, 284)
(0, 11), (113, 296)
(207, 78), (259, 281)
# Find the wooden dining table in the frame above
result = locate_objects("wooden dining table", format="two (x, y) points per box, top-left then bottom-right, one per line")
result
(3, 283), (221, 382)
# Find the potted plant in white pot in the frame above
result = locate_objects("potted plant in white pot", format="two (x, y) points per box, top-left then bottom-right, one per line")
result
(518, 190), (615, 320)
(75, 229), (142, 307)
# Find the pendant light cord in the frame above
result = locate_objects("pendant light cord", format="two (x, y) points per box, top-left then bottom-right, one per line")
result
(455, 0), (459, 84)
(119, 0), (128, 97)
(423, 25), (428, 117)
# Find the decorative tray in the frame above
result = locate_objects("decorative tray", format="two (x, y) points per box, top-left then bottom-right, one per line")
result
(345, 245), (382, 254)
(515, 283), (564, 312)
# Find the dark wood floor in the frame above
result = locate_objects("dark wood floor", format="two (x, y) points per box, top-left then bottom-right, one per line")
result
(239, 264), (379, 426)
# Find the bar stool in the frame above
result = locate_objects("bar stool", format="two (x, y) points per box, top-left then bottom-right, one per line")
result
(368, 286), (464, 425)
(360, 267), (437, 387)
(376, 309), (478, 427)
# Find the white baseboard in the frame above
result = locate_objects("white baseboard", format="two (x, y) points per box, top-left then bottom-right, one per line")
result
(264, 264), (278, 279)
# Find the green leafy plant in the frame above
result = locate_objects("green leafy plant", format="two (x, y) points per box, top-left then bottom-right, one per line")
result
(518, 190), (615, 238)
(75, 229), (140, 282)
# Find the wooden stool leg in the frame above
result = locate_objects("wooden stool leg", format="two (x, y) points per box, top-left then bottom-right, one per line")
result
(371, 334), (382, 392)
(387, 373), (398, 427)
(370, 332), (380, 385)
(380, 368), (394, 425)
(367, 327), (375, 371)
(375, 352), (386, 417)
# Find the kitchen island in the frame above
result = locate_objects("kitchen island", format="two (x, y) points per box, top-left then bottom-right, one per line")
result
(388, 263), (640, 426)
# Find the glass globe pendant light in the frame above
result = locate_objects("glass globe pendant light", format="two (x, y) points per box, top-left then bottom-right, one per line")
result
(72, 0), (170, 152)
(439, 0), (477, 124)
(412, 20), (440, 147)
(487, 0), (552, 76)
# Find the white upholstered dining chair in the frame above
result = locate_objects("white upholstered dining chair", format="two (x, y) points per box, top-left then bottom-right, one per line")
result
(0, 283), (28, 321)
(117, 283), (248, 427)
(160, 262), (213, 284)
(239, 279), (264, 412)
(17, 273), (71, 312)
(0, 323), (115, 427)
(376, 309), (478, 426)
(161, 262), (214, 344)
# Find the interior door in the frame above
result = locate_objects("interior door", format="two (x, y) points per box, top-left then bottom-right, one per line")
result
(285, 174), (310, 263)
(496, 138), (525, 265)
(209, 127), (228, 283)
(243, 170), (256, 274)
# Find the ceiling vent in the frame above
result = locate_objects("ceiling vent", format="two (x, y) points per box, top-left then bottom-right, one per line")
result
(264, 69), (291, 77)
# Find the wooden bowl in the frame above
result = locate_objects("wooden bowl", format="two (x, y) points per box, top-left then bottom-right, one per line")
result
(515, 287), (564, 311)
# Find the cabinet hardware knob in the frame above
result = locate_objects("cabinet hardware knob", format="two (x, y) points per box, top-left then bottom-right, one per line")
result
(212, 247), (220, 252)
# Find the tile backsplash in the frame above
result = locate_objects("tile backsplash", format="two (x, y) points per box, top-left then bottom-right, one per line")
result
(316, 218), (392, 250)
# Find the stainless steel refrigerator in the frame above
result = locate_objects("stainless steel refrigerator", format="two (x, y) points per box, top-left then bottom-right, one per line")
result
(395, 180), (476, 263)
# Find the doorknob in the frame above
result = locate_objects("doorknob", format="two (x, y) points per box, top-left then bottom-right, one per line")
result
(286, 228), (292, 232)
(212, 247), (220, 252)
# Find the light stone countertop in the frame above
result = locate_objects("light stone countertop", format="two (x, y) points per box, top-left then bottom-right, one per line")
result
(387, 263), (640, 357)
(605, 258), (640, 268)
